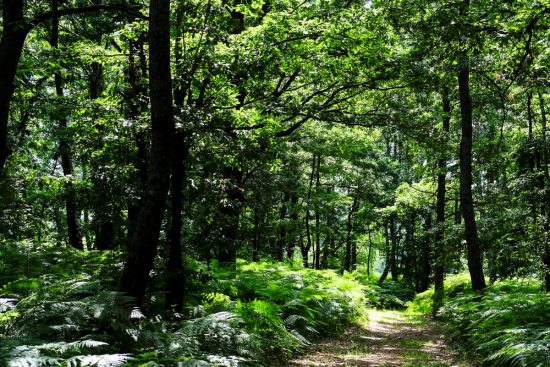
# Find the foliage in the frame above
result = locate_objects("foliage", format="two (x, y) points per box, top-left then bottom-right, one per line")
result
(0, 246), (368, 366)
(409, 274), (550, 367)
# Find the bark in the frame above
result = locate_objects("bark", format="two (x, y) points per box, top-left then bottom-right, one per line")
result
(287, 193), (299, 259)
(366, 223), (373, 275)
(527, 92), (537, 221)
(434, 86), (450, 312)
(0, 1), (27, 177)
(419, 214), (431, 292)
(344, 193), (358, 272)
(321, 208), (335, 268)
(0, 2), (142, 178)
(458, 54), (486, 292)
(125, 35), (149, 247)
(275, 193), (289, 261)
(119, 0), (174, 304)
(314, 154), (321, 269)
(538, 92), (550, 291)
(378, 225), (391, 284)
(252, 209), (260, 261)
(51, 0), (84, 250)
(165, 133), (190, 311)
(389, 216), (398, 280)
(88, 53), (114, 251)
(302, 154), (316, 267)
(217, 166), (244, 266)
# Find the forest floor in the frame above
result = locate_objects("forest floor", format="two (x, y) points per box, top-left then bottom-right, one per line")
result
(288, 309), (474, 367)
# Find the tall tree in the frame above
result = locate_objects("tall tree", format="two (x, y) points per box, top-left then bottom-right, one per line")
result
(119, 0), (174, 304)
(433, 86), (451, 311)
(50, 0), (84, 249)
(457, 0), (486, 292)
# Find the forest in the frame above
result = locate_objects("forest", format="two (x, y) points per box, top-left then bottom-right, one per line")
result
(0, 0), (549, 366)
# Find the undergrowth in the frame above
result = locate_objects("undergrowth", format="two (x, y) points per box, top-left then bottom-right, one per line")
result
(0, 243), (370, 366)
(408, 274), (550, 367)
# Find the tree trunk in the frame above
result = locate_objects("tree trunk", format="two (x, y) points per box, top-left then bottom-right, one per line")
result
(51, 0), (84, 250)
(379, 227), (391, 284)
(344, 193), (358, 272)
(165, 133), (190, 311)
(88, 53), (115, 251)
(458, 53), (486, 292)
(419, 213), (431, 292)
(0, 1), (28, 178)
(434, 86), (450, 312)
(314, 154), (321, 269)
(538, 92), (550, 291)
(125, 32), (148, 247)
(302, 154), (316, 267)
(366, 223), (373, 275)
(275, 192), (289, 261)
(389, 216), (398, 280)
(218, 166), (244, 266)
(119, 0), (174, 304)
(252, 207), (260, 261)
(287, 193), (298, 259)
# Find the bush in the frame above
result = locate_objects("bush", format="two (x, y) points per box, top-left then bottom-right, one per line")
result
(408, 274), (550, 367)
(0, 245), (369, 367)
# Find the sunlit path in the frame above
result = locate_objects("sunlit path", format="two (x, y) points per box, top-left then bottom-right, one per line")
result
(289, 309), (473, 367)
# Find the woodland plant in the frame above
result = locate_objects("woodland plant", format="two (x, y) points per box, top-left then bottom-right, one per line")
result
(0, 247), (368, 367)
(409, 274), (550, 367)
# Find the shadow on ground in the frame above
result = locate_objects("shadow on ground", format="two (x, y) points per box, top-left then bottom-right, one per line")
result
(288, 309), (473, 367)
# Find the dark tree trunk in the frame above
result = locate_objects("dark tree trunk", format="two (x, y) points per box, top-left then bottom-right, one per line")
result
(404, 212), (416, 286)
(379, 227), (391, 284)
(252, 208), (260, 261)
(458, 56), (486, 292)
(125, 33), (148, 247)
(538, 92), (550, 291)
(434, 86), (450, 312)
(302, 154), (316, 267)
(419, 214), (431, 292)
(0, 1), (28, 178)
(119, 0), (174, 304)
(287, 193), (298, 259)
(366, 223), (373, 275)
(165, 133), (190, 311)
(88, 54), (114, 251)
(344, 193), (358, 272)
(218, 166), (244, 266)
(527, 92), (538, 221)
(51, 0), (84, 250)
(389, 216), (398, 280)
(321, 209), (335, 269)
(275, 193), (289, 261)
(304, 208), (312, 268)
(314, 154), (321, 269)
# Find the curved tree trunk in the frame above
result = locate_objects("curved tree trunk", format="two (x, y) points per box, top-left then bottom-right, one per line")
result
(458, 53), (486, 292)
(0, 1), (28, 178)
(119, 0), (174, 305)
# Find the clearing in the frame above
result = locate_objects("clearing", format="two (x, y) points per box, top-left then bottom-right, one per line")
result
(288, 309), (473, 367)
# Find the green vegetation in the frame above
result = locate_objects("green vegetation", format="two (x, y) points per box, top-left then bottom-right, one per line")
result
(409, 274), (550, 367)
(0, 0), (549, 366)
(0, 243), (372, 366)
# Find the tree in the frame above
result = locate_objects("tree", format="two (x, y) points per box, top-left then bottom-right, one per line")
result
(118, 0), (174, 305)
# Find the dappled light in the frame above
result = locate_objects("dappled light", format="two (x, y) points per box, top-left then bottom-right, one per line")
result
(0, 0), (549, 366)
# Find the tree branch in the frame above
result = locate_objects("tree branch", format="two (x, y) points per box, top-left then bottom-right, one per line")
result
(27, 3), (146, 31)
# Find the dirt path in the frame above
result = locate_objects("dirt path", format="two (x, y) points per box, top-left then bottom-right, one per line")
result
(288, 309), (472, 367)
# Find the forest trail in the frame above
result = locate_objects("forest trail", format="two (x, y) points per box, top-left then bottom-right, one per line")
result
(289, 309), (472, 367)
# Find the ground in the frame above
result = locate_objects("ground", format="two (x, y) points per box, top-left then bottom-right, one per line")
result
(288, 309), (473, 367)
